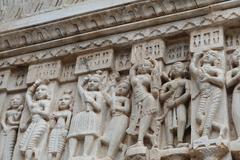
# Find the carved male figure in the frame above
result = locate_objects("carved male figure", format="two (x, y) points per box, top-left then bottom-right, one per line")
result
(190, 51), (226, 138)
(67, 71), (104, 158)
(159, 62), (190, 148)
(1, 94), (24, 160)
(48, 90), (73, 160)
(127, 59), (157, 148)
(19, 79), (51, 160)
(226, 48), (240, 141)
(100, 78), (131, 160)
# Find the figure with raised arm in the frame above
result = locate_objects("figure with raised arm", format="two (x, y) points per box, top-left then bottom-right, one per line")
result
(190, 50), (226, 139)
(100, 78), (131, 160)
(19, 79), (51, 160)
(126, 59), (158, 148)
(67, 71), (104, 158)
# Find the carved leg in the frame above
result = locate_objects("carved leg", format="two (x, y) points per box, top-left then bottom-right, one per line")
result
(83, 135), (95, 156)
(137, 115), (152, 146)
(202, 91), (221, 137)
(197, 94), (207, 136)
(48, 153), (53, 160)
(232, 92), (240, 139)
(25, 149), (33, 160)
(56, 152), (62, 160)
(177, 104), (187, 145)
(165, 110), (174, 149)
(68, 138), (77, 158)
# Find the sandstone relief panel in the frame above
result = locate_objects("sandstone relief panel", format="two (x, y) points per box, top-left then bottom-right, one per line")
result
(2, 23), (240, 160)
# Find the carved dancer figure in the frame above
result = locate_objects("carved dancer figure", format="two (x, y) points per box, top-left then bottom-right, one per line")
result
(190, 51), (226, 138)
(1, 94), (24, 160)
(68, 71), (104, 158)
(19, 79), (51, 160)
(48, 90), (73, 160)
(127, 59), (157, 148)
(226, 48), (240, 141)
(100, 79), (131, 160)
(159, 62), (190, 148)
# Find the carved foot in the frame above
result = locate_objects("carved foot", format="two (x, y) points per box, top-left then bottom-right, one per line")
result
(177, 143), (189, 148)
(128, 141), (144, 149)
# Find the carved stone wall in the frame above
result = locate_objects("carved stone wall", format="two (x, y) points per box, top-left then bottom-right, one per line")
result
(1, 1), (240, 160)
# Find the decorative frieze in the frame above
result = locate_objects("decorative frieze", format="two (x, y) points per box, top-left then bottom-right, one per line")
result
(164, 41), (190, 64)
(0, 69), (10, 91)
(131, 39), (165, 64)
(75, 49), (114, 75)
(26, 60), (62, 84)
(190, 26), (224, 52)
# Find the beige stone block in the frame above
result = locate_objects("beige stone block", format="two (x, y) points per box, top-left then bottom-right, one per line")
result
(190, 26), (224, 52)
(75, 49), (114, 75)
(26, 60), (62, 84)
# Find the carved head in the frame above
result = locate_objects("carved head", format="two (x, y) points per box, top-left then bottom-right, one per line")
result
(86, 71), (102, 91)
(116, 79), (131, 97)
(169, 62), (186, 79)
(58, 90), (73, 110)
(200, 50), (221, 67)
(231, 48), (240, 67)
(35, 83), (49, 100)
(136, 59), (153, 75)
(10, 94), (23, 109)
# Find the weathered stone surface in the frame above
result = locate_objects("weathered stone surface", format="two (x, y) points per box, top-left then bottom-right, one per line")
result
(1, 1), (240, 160)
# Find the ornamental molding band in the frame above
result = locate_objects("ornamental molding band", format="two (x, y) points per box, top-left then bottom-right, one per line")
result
(1, 1), (240, 160)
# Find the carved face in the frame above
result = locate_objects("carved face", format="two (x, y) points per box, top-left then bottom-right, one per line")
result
(87, 76), (100, 91)
(116, 82), (130, 96)
(201, 53), (215, 64)
(232, 50), (240, 66)
(10, 95), (23, 109)
(170, 62), (185, 78)
(35, 84), (48, 100)
(136, 63), (152, 74)
(58, 94), (72, 110)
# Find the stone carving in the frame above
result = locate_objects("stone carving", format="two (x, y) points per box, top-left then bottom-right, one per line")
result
(126, 59), (159, 156)
(226, 48), (240, 141)
(225, 29), (240, 51)
(100, 78), (131, 160)
(48, 90), (73, 160)
(19, 79), (51, 160)
(115, 53), (131, 72)
(7, 68), (27, 91)
(164, 41), (190, 64)
(190, 27), (224, 53)
(0, 70), (11, 91)
(75, 49), (114, 75)
(131, 39), (165, 64)
(159, 62), (190, 149)
(0, 94), (24, 160)
(190, 51), (226, 140)
(67, 71), (104, 159)
(60, 63), (77, 82)
(26, 61), (62, 84)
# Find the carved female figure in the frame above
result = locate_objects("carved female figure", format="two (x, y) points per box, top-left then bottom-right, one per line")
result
(19, 79), (51, 160)
(48, 90), (73, 160)
(190, 51), (225, 138)
(159, 62), (190, 148)
(127, 59), (157, 148)
(1, 94), (24, 160)
(100, 79), (131, 160)
(68, 72), (104, 158)
(226, 48), (240, 141)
